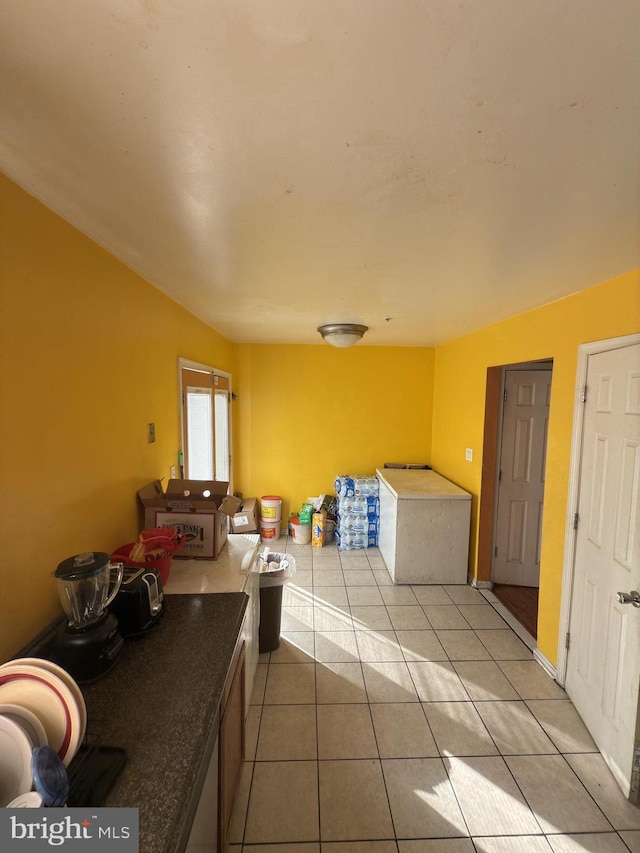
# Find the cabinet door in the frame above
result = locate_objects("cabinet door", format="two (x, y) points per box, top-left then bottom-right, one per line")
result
(218, 641), (245, 850)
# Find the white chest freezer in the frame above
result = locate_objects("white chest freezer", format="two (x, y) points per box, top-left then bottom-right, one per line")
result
(376, 468), (472, 584)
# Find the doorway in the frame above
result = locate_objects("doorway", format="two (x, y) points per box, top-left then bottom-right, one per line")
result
(477, 360), (553, 641)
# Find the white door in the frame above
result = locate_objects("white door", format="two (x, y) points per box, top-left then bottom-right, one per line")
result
(565, 341), (640, 801)
(494, 369), (552, 586)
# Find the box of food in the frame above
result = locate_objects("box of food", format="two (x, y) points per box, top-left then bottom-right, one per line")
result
(230, 497), (259, 534)
(137, 480), (241, 559)
(311, 510), (327, 548)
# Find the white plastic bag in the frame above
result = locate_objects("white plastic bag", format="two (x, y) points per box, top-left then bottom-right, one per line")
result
(258, 548), (297, 586)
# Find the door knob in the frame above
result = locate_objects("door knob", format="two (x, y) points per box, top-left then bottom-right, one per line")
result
(616, 590), (640, 607)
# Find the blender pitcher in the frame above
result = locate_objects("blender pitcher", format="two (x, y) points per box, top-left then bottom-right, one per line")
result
(54, 552), (124, 630)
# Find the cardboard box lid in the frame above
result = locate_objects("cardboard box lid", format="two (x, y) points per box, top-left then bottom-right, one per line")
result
(234, 497), (258, 515)
(137, 479), (241, 517)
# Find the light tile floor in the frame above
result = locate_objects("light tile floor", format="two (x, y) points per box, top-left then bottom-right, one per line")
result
(228, 541), (640, 852)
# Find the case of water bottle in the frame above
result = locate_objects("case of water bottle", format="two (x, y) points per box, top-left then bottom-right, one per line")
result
(334, 475), (379, 499)
(334, 475), (380, 549)
(337, 494), (380, 518)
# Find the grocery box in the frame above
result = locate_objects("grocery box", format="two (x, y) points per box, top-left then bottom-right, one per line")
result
(230, 497), (259, 534)
(311, 510), (327, 548)
(137, 480), (241, 559)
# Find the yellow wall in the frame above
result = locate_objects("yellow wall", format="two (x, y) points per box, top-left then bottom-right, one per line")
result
(2, 168), (637, 678)
(431, 270), (640, 665)
(0, 174), (233, 658)
(233, 344), (435, 522)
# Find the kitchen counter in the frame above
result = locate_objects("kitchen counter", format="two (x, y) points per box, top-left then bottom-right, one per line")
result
(82, 592), (248, 853)
(17, 534), (262, 853)
(163, 532), (261, 595)
(163, 532), (262, 725)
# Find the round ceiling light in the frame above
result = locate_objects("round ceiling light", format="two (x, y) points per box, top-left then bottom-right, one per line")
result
(317, 323), (368, 348)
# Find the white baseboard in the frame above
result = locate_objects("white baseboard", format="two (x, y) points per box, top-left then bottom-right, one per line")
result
(470, 577), (492, 589)
(533, 647), (559, 682)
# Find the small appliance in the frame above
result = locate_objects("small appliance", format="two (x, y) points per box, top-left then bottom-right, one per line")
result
(108, 566), (164, 637)
(51, 552), (125, 683)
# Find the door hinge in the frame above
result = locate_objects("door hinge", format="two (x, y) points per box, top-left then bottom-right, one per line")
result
(581, 385), (587, 403)
(494, 546), (498, 558)
(565, 632), (570, 651)
(573, 512), (579, 531)
(498, 469), (502, 483)
(631, 743), (640, 795)
(503, 388), (508, 402)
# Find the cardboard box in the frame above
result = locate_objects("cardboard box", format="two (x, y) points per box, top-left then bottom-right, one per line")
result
(137, 479), (241, 559)
(230, 498), (259, 534)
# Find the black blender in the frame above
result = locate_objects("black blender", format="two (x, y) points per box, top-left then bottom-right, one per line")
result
(51, 552), (125, 682)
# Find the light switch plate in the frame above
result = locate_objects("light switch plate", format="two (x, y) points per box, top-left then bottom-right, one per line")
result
(465, 448), (473, 462)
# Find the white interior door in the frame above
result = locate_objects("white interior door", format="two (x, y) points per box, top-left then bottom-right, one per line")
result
(494, 369), (552, 586)
(565, 341), (640, 801)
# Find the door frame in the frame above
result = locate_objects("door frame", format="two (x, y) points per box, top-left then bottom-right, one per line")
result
(476, 359), (552, 588)
(491, 362), (553, 588)
(178, 357), (234, 492)
(556, 333), (640, 687)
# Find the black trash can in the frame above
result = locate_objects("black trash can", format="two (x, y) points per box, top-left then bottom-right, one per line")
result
(259, 582), (284, 653)
(257, 550), (296, 654)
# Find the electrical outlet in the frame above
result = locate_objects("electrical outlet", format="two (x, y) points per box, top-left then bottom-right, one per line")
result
(147, 423), (155, 443)
(465, 448), (473, 462)
(170, 465), (177, 479)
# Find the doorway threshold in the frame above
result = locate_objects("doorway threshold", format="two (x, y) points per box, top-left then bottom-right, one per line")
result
(480, 588), (537, 652)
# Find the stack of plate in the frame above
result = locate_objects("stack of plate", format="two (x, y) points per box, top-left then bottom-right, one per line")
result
(0, 658), (86, 806)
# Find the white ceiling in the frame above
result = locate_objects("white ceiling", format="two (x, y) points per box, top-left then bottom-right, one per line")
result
(2, 1), (639, 346)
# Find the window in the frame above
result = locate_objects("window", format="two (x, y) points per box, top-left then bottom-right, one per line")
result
(179, 360), (232, 485)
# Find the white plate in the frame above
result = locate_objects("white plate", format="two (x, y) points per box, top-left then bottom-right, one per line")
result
(7, 791), (44, 808)
(2, 658), (87, 746)
(0, 715), (34, 807)
(0, 703), (48, 748)
(0, 665), (81, 766)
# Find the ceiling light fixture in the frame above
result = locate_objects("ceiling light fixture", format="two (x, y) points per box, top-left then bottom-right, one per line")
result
(317, 323), (368, 348)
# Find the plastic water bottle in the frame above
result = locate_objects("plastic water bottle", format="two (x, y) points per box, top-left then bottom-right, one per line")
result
(338, 531), (367, 550)
(338, 513), (367, 532)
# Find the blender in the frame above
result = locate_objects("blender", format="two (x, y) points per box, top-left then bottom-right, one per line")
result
(51, 552), (125, 682)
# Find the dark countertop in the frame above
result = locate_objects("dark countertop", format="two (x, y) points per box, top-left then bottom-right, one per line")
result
(21, 592), (248, 853)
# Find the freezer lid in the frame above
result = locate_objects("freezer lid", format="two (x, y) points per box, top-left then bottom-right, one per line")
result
(376, 468), (471, 500)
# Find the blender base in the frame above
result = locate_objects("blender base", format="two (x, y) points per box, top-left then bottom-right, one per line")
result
(51, 612), (124, 683)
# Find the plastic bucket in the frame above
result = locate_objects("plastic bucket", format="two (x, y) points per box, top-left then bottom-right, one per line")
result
(111, 543), (173, 587)
(290, 516), (311, 545)
(324, 519), (335, 544)
(261, 495), (282, 521)
(260, 519), (281, 543)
